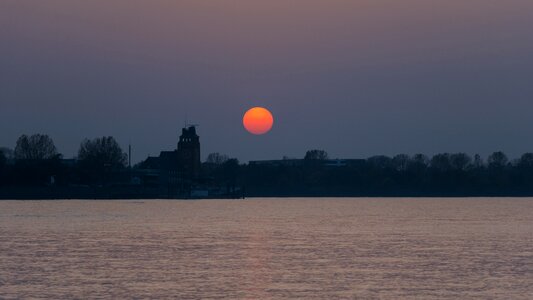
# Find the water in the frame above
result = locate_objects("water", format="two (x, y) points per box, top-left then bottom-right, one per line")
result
(0, 198), (532, 299)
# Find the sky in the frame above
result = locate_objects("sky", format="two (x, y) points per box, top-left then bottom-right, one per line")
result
(1, 1), (533, 163)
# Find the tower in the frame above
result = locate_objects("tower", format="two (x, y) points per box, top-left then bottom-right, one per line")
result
(177, 126), (201, 179)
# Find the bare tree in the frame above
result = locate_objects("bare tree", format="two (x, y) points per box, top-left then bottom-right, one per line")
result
(408, 153), (429, 172)
(450, 153), (472, 171)
(0, 150), (6, 167)
(473, 154), (484, 168)
(0, 147), (14, 160)
(78, 136), (127, 170)
(430, 153), (452, 171)
(392, 154), (410, 171)
(14, 134), (58, 160)
(411, 154), (429, 165)
(519, 153), (533, 168)
(367, 155), (392, 169)
(304, 149), (329, 160)
(488, 151), (508, 169)
(206, 152), (229, 165)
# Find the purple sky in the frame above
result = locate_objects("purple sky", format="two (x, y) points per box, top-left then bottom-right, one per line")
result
(1, 1), (533, 163)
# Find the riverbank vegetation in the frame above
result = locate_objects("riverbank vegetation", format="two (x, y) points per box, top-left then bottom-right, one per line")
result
(2, 134), (533, 197)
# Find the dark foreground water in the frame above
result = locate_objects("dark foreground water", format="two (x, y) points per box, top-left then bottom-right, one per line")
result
(0, 198), (532, 299)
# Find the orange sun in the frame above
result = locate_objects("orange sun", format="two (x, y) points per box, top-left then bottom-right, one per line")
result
(243, 107), (274, 135)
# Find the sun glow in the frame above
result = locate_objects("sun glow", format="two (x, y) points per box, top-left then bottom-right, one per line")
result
(243, 107), (274, 135)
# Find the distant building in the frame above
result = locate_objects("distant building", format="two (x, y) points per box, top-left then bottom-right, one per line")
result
(248, 159), (304, 167)
(249, 158), (365, 167)
(137, 126), (201, 196)
(177, 126), (201, 179)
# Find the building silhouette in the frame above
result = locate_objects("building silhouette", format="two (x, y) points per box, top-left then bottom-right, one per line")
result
(137, 126), (201, 197)
(177, 126), (201, 180)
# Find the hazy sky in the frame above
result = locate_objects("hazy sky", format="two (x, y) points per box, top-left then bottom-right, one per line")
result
(2, 1), (533, 163)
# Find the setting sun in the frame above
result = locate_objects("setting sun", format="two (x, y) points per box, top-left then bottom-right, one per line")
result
(243, 107), (274, 135)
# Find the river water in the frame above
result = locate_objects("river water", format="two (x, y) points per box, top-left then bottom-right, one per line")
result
(0, 198), (532, 299)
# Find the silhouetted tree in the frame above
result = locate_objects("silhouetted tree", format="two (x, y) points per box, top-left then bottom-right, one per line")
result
(430, 153), (452, 171)
(0, 147), (14, 161)
(473, 154), (484, 169)
(406, 154), (429, 177)
(516, 153), (533, 186)
(405, 154), (429, 188)
(367, 155), (392, 169)
(0, 150), (6, 169)
(410, 154), (429, 168)
(206, 152), (229, 165)
(221, 158), (241, 193)
(304, 149), (328, 160)
(450, 153), (472, 171)
(485, 151), (510, 188)
(518, 153), (533, 168)
(222, 159), (240, 177)
(488, 151), (508, 169)
(78, 137), (127, 169)
(14, 134), (58, 160)
(78, 137), (127, 184)
(0, 150), (5, 186)
(392, 154), (410, 171)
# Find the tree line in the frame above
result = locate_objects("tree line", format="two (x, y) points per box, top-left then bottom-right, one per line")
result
(202, 150), (533, 196)
(2, 135), (533, 196)
(0, 134), (127, 186)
